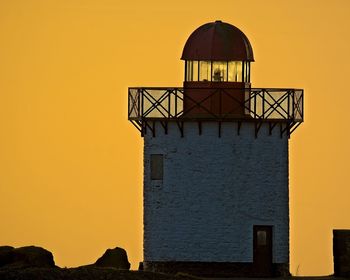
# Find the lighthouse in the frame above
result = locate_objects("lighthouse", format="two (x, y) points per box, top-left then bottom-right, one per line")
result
(128, 21), (304, 277)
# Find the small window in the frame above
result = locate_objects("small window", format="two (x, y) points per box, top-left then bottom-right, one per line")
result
(257, 230), (267, 246)
(151, 154), (163, 180)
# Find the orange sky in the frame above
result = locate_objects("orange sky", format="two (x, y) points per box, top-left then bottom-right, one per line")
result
(0, 0), (350, 275)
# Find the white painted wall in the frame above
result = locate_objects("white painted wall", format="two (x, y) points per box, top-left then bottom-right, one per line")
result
(143, 121), (289, 263)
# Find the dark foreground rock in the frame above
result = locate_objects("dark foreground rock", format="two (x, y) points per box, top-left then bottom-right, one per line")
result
(0, 267), (199, 280)
(94, 247), (130, 270)
(0, 246), (55, 269)
(0, 246), (15, 266)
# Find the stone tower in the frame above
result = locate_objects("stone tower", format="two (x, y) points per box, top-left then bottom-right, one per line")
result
(128, 20), (304, 277)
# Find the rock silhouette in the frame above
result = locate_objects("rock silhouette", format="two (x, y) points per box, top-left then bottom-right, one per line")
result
(94, 247), (130, 270)
(0, 246), (55, 268)
(0, 245), (200, 279)
(0, 246), (15, 267)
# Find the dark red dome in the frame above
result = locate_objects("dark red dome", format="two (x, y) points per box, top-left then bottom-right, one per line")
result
(181, 20), (254, 61)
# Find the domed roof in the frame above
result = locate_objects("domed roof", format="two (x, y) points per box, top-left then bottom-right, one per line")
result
(181, 20), (254, 61)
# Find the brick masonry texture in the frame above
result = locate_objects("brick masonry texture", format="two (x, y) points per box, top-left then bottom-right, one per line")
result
(143, 121), (289, 264)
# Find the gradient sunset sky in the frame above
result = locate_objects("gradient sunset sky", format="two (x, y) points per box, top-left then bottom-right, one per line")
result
(1, 0), (350, 276)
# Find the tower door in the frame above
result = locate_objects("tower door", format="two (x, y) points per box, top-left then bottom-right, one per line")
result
(253, 225), (273, 276)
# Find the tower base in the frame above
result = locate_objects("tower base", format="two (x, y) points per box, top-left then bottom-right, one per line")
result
(142, 261), (290, 277)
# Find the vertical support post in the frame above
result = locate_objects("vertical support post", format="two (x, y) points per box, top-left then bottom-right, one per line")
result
(255, 122), (262, 138)
(177, 121), (184, 138)
(137, 89), (141, 119)
(269, 122), (272, 135)
(197, 60), (200, 81)
(141, 121), (145, 137)
(198, 121), (202, 135)
(287, 90), (291, 120)
(287, 122), (291, 139)
(168, 90), (171, 118)
(226, 61), (229, 81)
(160, 121), (168, 135)
(144, 121), (147, 135)
(262, 90), (265, 119)
(141, 88), (144, 118)
(175, 89), (178, 117)
(152, 121), (156, 138)
(248, 62), (251, 82)
(254, 90), (257, 118)
(242, 61), (245, 82)
(302, 90), (304, 120)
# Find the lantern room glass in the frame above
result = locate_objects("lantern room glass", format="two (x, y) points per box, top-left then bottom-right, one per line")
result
(186, 61), (198, 81)
(228, 61), (243, 82)
(186, 60), (250, 83)
(199, 61), (211, 81)
(212, 61), (227, 82)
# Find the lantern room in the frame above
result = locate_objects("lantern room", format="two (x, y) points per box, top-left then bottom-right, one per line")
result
(182, 20), (254, 86)
(181, 20), (255, 118)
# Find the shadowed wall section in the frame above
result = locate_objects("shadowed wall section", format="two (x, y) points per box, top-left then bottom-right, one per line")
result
(142, 122), (289, 276)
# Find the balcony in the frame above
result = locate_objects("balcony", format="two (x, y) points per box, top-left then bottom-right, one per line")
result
(128, 87), (303, 136)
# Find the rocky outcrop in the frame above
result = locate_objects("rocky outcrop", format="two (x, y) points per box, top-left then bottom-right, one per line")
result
(0, 246), (14, 267)
(0, 267), (199, 280)
(94, 247), (130, 270)
(0, 246), (55, 268)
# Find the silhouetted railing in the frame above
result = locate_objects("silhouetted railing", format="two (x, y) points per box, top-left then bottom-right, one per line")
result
(128, 87), (303, 122)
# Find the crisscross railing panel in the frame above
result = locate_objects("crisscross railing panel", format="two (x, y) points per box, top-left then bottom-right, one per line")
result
(251, 89), (290, 120)
(128, 87), (304, 123)
(128, 88), (140, 118)
(294, 90), (303, 121)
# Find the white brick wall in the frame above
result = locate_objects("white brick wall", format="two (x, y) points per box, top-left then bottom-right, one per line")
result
(143, 121), (289, 263)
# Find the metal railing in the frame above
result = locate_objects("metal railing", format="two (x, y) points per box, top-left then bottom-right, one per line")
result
(128, 87), (303, 123)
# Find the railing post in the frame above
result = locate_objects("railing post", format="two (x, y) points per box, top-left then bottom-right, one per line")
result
(301, 90), (304, 121)
(262, 89), (265, 119)
(175, 89), (178, 117)
(287, 90), (291, 120)
(254, 89), (257, 118)
(168, 89), (171, 118)
(140, 88), (144, 118)
(127, 88), (130, 118)
(137, 88), (140, 118)
(292, 89), (295, 121)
